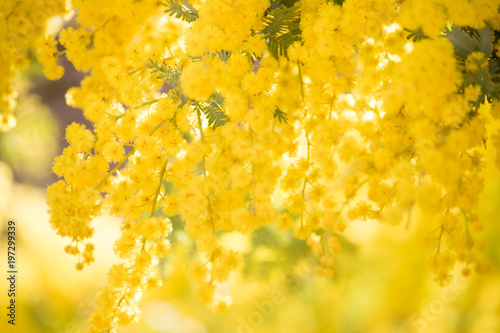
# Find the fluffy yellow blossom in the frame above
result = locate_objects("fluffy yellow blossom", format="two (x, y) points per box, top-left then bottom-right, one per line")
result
(3, 0), (495, 331)
(180, 61), (217, 101)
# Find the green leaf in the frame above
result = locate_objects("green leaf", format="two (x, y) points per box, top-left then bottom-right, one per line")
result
(147, 58), (167, 75)
(442, 24), (494, 60)
(403, 28), (429, 42)
(217, 50), (232, 63)
(162, 0), (198, 22)
(268, 0), (283, 11)
(267, 32), (297, 58)
(273, 106), (288, 124)
(147, 59), (182, 85)
(261, 4), (300, 59)
(259, 3), (303, 60)
(163, 65), (182, 86)
(262, 5), (299, 36)
(443, 25), (479, 59)
(201, 93), (228, 129)
(489, 59), (500, 76)
(477, 24), (493, 57)
(171, 88), (189, 108)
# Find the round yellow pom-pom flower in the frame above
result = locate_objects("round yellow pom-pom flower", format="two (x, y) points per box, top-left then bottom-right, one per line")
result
(180, 61), (217, 101)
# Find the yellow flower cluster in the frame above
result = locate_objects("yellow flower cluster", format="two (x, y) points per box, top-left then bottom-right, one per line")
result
(6, 0), (500, 331)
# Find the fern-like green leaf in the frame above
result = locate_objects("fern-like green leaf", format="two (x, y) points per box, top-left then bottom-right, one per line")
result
(202, 93), (228, 129)
(166, 65), (182, 86)
(404, 28), (429, 42)
(162, 0), (198, 22)
(147, 59), (169, 78)
(443, 25), (479, 60)
(267, 32), (298, 58)
(262, 5), (299, 36)
(147, 59), (182, 85)
(217, 50), (232, 63)
(273, 107), (288, 124)
(489, 59), (500, 76)
(269, 0), (282, 10)
(477, 24), (493, 57)
(147, 58), (164, 72)
(171, 88), (189, 108)
(260, 4), (300, 59)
